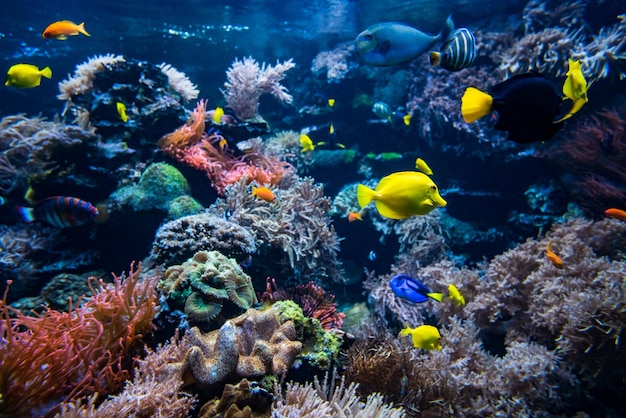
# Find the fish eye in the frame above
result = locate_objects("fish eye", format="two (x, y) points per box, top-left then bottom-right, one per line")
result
(365, 34), (373, 40)
(431, 185), (437, 191)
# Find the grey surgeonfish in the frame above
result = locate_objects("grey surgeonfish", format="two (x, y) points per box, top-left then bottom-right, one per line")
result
(429, 27), (477, 72)
(355, 15), (454, 66)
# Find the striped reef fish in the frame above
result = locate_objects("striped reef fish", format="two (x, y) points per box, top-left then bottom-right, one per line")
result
(429, 27), (476, 72)
(18, 196), (99, 227)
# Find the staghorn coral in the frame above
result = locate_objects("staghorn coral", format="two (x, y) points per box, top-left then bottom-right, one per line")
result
(221, 56), (296, 121)
(158, 250), (257, 327)
(165, 306), (302, 387)
(211, 177), (344, 285)
(0, 262), (158, 417)
(56, 333), (196, 417)
(273, 369), (405, 417)
(150, 211), (257, 266)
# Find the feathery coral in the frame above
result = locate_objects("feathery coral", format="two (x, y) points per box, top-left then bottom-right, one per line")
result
(221, 56), (296, 121)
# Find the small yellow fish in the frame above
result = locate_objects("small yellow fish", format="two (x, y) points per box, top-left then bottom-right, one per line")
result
(300, 134), (315, 152)
(329, 123), (335, 135)
(415, 157), (433, 175)
(448, 284), (465, 306)
(403, 113), (411, 126)
(218, 138), (228, 149)
(251, 186), (275, 203)
(116, 102), (128, 122)
(328, 98), (336, 107)
(357, 171), (447, 219)
(400, 324), (441, 350)
(5, 64), (52, 88)
(546, 240), (564, 269)
(213, 107), (225, 124)
(556, 58), (588, 122)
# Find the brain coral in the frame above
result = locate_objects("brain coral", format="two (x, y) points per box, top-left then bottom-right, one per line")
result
(158, 250), (258, 327)
(150, 212), (257, 266)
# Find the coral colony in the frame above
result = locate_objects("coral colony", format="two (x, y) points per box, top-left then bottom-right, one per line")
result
(1, 1), (626, 417)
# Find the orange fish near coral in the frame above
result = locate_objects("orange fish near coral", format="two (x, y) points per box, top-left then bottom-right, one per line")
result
(252, 186), (275, 203)
(42, 20), (90, 40)
(604, 208), (626, 221)
(546, 241), (564, 269)
(348, 211), (363, 222)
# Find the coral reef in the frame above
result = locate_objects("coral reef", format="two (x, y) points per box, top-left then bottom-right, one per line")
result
(165, 305), (302, 387)
(311, 42), (358, 83)
(221, 56), (296, 121)
(198, 378), (273, 418)
(273, 370), (405, 417)
(260, 277), (345, 331)
(158, 250), (257, 327)
(211, 177), (344, 285)
(150, 211), (257, 266)
(0, 262), (157, 417)
(159, 100), (294, 194)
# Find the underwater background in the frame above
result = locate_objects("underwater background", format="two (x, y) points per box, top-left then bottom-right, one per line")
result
(0, 0), (625, 416)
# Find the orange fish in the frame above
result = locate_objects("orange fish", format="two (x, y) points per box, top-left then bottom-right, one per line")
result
(546, 241), (564, 269)
(42, 20), (91, 40)
(604, 208), (626, 221)
(348, 211), (362, 222)
(251, 186), (275, 202)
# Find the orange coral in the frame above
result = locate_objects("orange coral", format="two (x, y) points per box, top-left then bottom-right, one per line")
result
(0, 262), (157, 417)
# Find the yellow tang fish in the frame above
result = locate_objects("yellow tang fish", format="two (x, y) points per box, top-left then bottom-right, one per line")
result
(116, 102), (128, 122)
(213, 107), (225, 124)
(357, 171), (446, 219)
(300, 134), (315, 152)
(400, 324), (441, 350)
(415, 157), (433, 175)
(5, 64), (52, 88)
(556, 58), (588, 122)
(448, 284), (465, 306)
(328, 98), (336, 107)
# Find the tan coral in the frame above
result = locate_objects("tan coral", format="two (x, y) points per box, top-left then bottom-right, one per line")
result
(173, 307), (303, 387)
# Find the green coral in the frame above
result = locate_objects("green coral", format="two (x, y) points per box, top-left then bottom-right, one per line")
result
(158, 250), (258, 328)
(167, 195), (204, 220)
(271, 300), (342, 370)
(111, 162), (192, 212)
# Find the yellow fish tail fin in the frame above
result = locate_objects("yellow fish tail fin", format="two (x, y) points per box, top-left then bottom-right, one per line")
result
(461, 87), (493, 123)
(429, 51), (441, 66)
(427, 292), (444, 302)
(399, 324), (412, 336)
(357, 184), (376, 208)
(40, 67), (52, 79)
(78, 22), (91, 37)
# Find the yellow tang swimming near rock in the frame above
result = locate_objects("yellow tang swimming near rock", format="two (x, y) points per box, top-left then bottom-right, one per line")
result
(400, 324), (441, 350)
(357, 171), (446, 219)
(5, 64), (52, 88)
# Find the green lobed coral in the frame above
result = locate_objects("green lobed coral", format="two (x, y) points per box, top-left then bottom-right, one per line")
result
(272, 300), (342, 370)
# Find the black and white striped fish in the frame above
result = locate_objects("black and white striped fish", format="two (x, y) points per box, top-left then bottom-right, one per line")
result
(18, 196), (99, 227)
(429, 27), (476, 72)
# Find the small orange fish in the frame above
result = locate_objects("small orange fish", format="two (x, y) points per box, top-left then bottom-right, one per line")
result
(546, 241), (564, 269)
(348, 211), (362, 222)
(604, 208), (626, 221)
(251, 186), (275, 203)
(42, 20), (90, 40)
(218, 138), (228, 150)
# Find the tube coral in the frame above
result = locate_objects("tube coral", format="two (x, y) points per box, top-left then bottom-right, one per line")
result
(0, 262), (157, 417)
(221, 56), (296, 121)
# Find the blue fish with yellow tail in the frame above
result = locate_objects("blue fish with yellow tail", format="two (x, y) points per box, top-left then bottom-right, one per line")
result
(389, 274), (443, 303)
(17, 196), (99, 227)
(355, 15), (454, 66)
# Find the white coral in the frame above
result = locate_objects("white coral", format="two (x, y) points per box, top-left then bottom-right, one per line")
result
(158, 63), (199, 101)
(57, 54), (126, 101)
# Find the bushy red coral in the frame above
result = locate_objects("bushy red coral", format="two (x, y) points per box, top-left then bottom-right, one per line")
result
(260, 277), (344, 330)
(0, 262), (157, 417)
(159, 100), (292, 194)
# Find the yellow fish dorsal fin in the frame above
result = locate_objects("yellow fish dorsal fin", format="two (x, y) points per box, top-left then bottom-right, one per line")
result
(461, 87), (493, 123)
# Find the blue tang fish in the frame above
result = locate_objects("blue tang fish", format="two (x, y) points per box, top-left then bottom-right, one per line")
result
(389, 274), (443, 303)
(355, 15), (454, 66)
